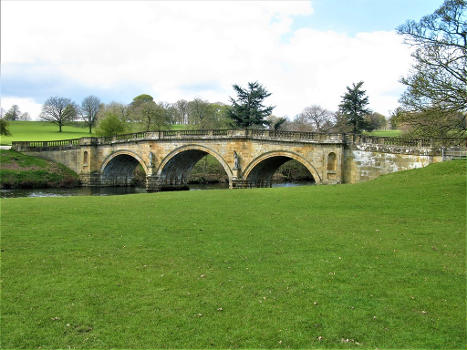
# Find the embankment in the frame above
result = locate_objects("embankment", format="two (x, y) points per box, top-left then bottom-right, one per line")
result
(0, 150), (80, 189)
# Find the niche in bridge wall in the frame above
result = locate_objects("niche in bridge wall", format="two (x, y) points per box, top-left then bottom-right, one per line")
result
(327, 152), (337, 180)
(327, 152), (337, 171)
(83, 151), (89, 166)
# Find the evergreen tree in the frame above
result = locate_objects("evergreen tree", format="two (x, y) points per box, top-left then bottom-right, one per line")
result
(0, 118), (11, 136)
(228, 81), (274, 128)
(338, 81), (371, 133)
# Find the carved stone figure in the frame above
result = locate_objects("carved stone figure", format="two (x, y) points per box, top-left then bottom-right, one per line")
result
(233, 151), (240, 170)
(149, 151), (154, 168)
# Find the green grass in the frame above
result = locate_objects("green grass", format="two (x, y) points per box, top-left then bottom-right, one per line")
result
(1, 161), (466, 348)
(0, 121), (93, 145)
(0, 150), (79, 188)
(366, 129), (402, 137)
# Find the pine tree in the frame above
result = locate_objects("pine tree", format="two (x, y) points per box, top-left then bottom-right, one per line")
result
(338, 81), (371, 133)
(228, 81), (274, 128)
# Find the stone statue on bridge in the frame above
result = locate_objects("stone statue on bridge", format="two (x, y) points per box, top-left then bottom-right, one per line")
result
(149, 152), (155, 169)
(233, 151), (240, 170)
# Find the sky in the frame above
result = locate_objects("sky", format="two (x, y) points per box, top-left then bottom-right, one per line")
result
(1, 0), (443, 120)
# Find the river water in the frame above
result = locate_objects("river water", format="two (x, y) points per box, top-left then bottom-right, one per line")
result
(1, 182), (315, 198)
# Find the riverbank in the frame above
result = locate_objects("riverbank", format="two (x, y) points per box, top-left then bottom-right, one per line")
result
(0, 150), (80, 189)
(2, 160), (465, 348)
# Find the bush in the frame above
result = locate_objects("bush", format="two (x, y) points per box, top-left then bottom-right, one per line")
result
(95, 112), (126, 137)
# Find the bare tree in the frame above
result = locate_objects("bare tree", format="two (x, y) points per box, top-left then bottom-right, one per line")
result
(81, 95), (101, 133)
(292, 105), (336, 132)
(174, 99), (189, 124)
(19, 112), (31, 121)
(397, 0), (466, 114)
(103, 102), (130, 122)
(4, 105), (21, 121)
(40, 97), (77, 132)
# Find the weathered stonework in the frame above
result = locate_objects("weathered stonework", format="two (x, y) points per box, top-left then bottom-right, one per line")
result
(12, 130), (464, 191)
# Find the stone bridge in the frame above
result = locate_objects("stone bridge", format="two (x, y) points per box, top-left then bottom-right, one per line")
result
(12, 129), (465, 191)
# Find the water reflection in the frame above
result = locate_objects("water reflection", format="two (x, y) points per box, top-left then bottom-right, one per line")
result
(1, 181), (315, 198)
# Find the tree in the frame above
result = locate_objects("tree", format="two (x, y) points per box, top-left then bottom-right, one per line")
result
(138, 102), (171, 130)
(19, 112), (30, 121)
(338, 81), (372, 133)
(272, 117), (287, 131)
(267, 115), (289, 131)
(131, 94), (154, 107)
(4, 105), (21, 121)
(40, 97), (77, 132)
(81, 95), (101, 134)
(173, 99), (189, 124)
(185, 99), (230, 129)
(100, 102), (130, 122)
(293, 105), (336, 132)
(397, 0), (466, 115)
(95, 112), (126, 137)
(128, 94), (171, 131)
(0, 118), (11, 136)
(228, 81), (274, 128)
(392, 107), (466, 138)
(365, 112), (387, 131)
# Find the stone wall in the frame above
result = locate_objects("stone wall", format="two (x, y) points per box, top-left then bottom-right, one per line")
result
(24, 148), (82, 174)
(343, 143), (442, 184)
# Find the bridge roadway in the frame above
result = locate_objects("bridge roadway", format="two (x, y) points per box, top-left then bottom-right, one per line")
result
(13, 129), (463, 191)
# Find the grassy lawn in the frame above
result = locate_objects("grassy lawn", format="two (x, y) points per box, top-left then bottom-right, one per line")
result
(1, 160), (466, 348)
(0, 121), (93, 145)
(0, 122), (195, 145)
(366, 130), (402, 137)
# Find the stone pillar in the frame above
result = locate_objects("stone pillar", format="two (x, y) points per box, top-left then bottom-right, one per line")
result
(146, 175), (161, 192)
(232, 168), (241, 180)
(231, 179), (248, 189)
(79, 172), (102, 187)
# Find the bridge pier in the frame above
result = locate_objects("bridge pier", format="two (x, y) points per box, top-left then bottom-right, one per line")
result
(146, 175), (161, 192)
(79, 173), (103, 186)
(230, 179), (272, 189)
(146, 175), (189, 192)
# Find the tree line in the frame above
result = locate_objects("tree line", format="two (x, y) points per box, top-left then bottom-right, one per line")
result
(1, 80), (385, 137)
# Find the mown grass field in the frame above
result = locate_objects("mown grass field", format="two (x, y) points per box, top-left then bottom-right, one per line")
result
(366, 130), (402, 137)
(1, 160), (465, 349)
(0, 121), (93, 145)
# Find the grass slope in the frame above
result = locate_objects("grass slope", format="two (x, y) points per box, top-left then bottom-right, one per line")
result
(0, 150), (79, 188)
(0, 121), (93, 145)
(366, 130), (402, 137)
(1, 161), (466, 349)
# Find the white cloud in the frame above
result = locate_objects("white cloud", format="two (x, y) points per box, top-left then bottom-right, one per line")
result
(1, 0), (412, 119)
(1, 97), (43, 120)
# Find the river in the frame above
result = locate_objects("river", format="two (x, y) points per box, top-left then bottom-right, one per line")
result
(0, 182), (315, 198)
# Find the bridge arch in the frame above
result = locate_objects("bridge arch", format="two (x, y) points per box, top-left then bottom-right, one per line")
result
(156, 144), (233, 186)
(100, 150), (149, 184)
(243, 151), (322, 185)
